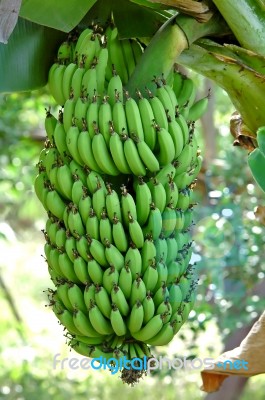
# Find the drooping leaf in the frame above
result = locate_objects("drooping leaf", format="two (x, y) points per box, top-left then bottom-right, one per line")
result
(19, 0), (97, 32)
(0, 0), (22, 43)
(198, 38), (265, 75)
(212, 0), (265, 56)
(112, 0), (166, 38)
(178, 43), (265, 133)
(78, 0), (112, 29)
(0, 17), (65, 93)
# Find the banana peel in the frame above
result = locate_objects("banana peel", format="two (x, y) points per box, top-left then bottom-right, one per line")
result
(178, 41), (265, 134)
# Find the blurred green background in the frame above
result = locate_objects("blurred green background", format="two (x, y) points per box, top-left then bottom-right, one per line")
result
(0, 74), (264, 400)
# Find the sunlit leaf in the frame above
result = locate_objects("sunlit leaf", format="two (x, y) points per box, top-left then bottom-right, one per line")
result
(0, 17), (65, 93)
(19, 0), (97, 32)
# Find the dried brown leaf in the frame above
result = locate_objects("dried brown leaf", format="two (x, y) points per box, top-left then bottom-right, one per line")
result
(149, 0), (213, 22)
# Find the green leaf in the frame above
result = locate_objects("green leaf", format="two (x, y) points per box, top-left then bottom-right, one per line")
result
(19, 0), (97, 32)
(130, 0), (163, 10)
(197, 39), (265, 75)
(213, 0), (265, 56)
(78, 0), (112, 28)
(112, 0), (166, 38)
(80, 0), (166, 37)
(178, 43), (265, 133)
(0, 17), (65, 93)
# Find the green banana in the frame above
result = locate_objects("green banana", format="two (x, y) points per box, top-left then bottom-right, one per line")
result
(62, 63), (77, 101)
(147, 321), (174, 346)
(131, 314), (164, 342)
(143, 263), (158, 292)
(106, 186), (122, 221)
(92, 182), (107, 219)
(86, 93), (99, 138)
(169, 283), (183, 313)
(142, 204), (162, 241)
(109, 129), (131, 174)
(68, 283), (87, 313)
(121, 185), (137, 226)
(99, 210), (113, 244)
(118, 263), (132, 299)
(95, 285), (112, 318)
(98, 96), (113, 145)
(45, 109), (57, 143)
(123, 135), (147, 177)
(105, 240), (124, 271)
(86, 208), (99, 240)
(149, 178), (167, 212)
(137, 90), (157, 150)
(73, 253), (90, 284)
(92, 128), (120, 176)
(125, 92), (144, 141)
(73, 309), (102, 337)
(188, 94), (209, 121)
(108, 27), (128, 84)
(128, 212), (144, 249)
(111, 284), (130, 316)
(66, 123), (84, 166)
(102, 265), (119, 294)
(84, 282), (96, 309)
(143, 292), (155, 324)
(125, 245), (142, 280)
(88, 300), (114, 335)
(121, 38), (136, 78)
(130, 277), (147, 307)
(135, 177), (152, 226)
(87, 236), (108, 267)
(112, 215), (128, 252)
(155, 125), (175, 166)
(134, 136), (160, 173)
(107, 70), (123, 107)
(128, 300), (144, 333)
(110, 304), (127, 336)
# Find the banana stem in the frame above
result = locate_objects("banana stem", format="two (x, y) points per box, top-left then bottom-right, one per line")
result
(125, 13), (229, 96)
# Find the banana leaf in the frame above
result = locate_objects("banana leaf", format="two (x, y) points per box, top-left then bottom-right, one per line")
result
(197, 39), (265, 75)
(0, 17), (65, 93)
(19, 0), (97, 32)
(212, 0), (265, 56)
(178, 43), (265, 133)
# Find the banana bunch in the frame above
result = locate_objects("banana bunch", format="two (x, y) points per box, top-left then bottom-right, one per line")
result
(36, 24), (207, 382)
(48, 25), (143, 105)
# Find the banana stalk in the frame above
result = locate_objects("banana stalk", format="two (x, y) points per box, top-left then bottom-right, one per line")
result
(125, 13), (229, 96)
(178, 42), (265, 133)
(212, 0), (265, 56)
